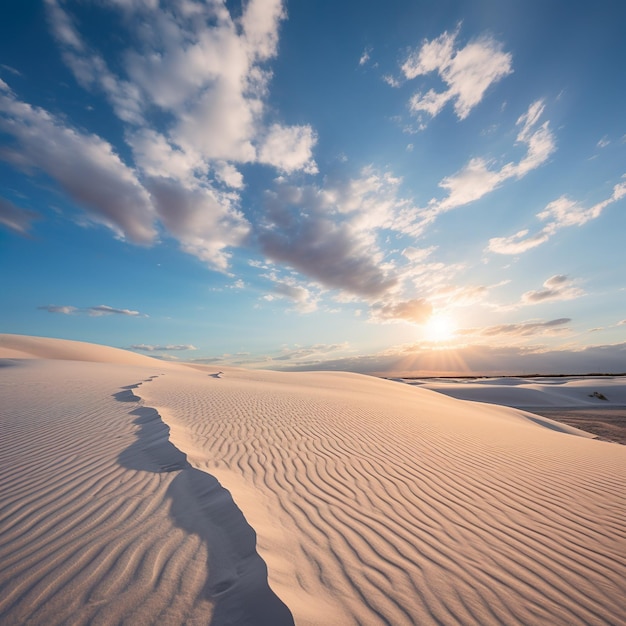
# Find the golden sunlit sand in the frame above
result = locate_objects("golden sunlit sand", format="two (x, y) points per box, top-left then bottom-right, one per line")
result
(1, 334), (625, 625)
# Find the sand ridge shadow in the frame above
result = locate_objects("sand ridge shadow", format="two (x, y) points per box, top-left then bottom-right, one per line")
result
(116, 379), (294, 626)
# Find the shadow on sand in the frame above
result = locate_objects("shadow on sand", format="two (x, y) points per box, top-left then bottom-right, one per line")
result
(116, 380), (294, 626)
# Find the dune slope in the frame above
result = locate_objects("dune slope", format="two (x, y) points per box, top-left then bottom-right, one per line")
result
(1, 335), (625, 625)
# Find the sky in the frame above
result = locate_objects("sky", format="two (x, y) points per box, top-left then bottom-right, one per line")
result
(1, 0), (625, 376)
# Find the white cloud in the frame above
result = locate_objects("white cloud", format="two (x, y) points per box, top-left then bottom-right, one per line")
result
(30, 0), (322, 274)
(487, 228), (551, 255)
(521, 275), (584, 305)
(258, 123), (318, 173)
(434, 100), (555, 214)
(0, 82), (157, 244)
(488, 177), (626, 255)
(401, 28), (512, 122)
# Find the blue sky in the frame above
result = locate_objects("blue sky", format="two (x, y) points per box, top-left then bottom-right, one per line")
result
(1, 0), (625, 375)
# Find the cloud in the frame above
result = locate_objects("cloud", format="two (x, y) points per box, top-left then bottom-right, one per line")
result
(0, 196), (39, 235)
(130, 344), (197, 351)
(257, 123), (318, 174)
(372, 299), (433, 324)
(38, 305), (78, 315)
(521, 275), (584, 305)
(618, 319), (626, 326)
(488, 177), (626, 255)
(256, 170), (415, 298)
(261, 272), (319, 312)
(272, 342), (349, 362)
(272, 341), (626, 376)
(146, 177), (250, 271)
(38, 304), (146, 317)
(457, 317), (572, 338)
(0, 81), (156, 244)
(487, 228), (551, 255)
(432, 100), (555, 215)
(1, 0), (318, 274)
(359, 47), (371, 66)
(401, 28), (512, 122)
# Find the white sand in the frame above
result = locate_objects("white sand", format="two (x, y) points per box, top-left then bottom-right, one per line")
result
(1, 334), (625, 625)
(404, 375), (626, 407)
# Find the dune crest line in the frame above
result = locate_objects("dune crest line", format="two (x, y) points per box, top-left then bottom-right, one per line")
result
(118, 378), (295, 626)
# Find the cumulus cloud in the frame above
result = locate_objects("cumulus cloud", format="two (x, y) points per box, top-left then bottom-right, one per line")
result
(401, 27), (512, 122)
(0, 0), (320, 273)
(131, 344), (197, 351)
(488, 177), (626, 255)
(521, 275), (584, 305)
(147, 177), (249, 271)
(258, 124), (318, 173)
(38, 304), (146, 317)
(256, 170), (416, 299)
(0, 196), (39, 235)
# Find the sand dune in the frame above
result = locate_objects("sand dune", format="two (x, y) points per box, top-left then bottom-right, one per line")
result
(405, 375), (626, 407)
(1, 335), (626, 625)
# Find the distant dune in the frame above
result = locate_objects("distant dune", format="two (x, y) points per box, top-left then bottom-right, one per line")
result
(1, 334), (625, 625)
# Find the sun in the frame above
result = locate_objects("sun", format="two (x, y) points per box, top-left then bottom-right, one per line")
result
(424, 314), (457, 343)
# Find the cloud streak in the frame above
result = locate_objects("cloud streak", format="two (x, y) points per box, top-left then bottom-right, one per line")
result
(131, 344), (197, 352)
(0, 196), (39, 235)
(38, 304), (146, 317)
(457, 317), (572, 338)
(488, 178), (626, 255)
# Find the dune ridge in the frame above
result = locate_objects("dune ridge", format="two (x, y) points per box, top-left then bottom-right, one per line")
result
(1, 335), (626, 625)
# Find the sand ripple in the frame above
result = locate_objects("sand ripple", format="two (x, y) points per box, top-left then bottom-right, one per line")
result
(138, 368), (626, 626)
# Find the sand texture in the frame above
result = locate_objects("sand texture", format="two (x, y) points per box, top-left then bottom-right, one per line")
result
(1, 334), (626, 625)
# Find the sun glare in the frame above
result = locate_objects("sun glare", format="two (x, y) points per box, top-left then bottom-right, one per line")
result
(424, 314), (457, 343)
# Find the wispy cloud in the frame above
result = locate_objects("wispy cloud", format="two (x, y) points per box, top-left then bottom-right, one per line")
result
(457, 317), (572, 338)
(0, 196), (39, 235)
(272, 341), (626, 376)
(130, 344), (197, 352)
(38, 304), (147, 317)
(432, 100), (555, 215)
(400, 26), (512, 123)
(488, 177), (626, 255)
(521, 275), (584, 305)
